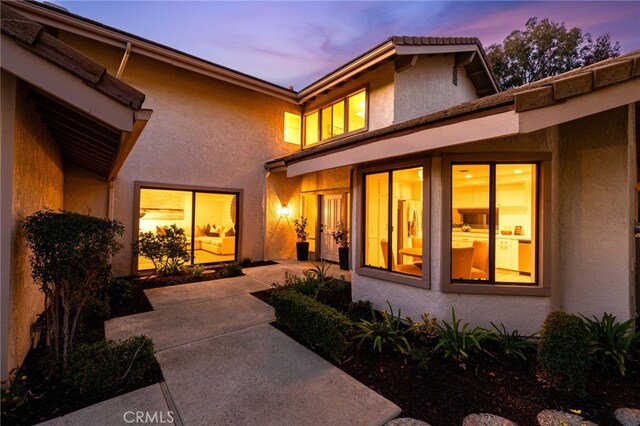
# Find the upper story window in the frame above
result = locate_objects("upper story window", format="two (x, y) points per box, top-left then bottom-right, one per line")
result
(304, 89), (367, 147)
(283, 112), (301, 144)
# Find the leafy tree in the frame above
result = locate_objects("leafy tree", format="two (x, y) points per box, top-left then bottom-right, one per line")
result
(22, 210), (124, 370)
(487, 17), (620, 89)
(135, 224), (190, 275)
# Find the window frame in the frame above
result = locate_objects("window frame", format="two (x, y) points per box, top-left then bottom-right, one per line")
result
(302, 87), (368, 148)
(441, 153), (552, 296)
(355, 158), (431, 289)
(283, 111), (301, 145)
(132, 181), (243, 274)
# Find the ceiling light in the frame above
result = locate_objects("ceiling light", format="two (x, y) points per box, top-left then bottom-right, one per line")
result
(514, 169), (523, 174)
(465, 174), (472, 179)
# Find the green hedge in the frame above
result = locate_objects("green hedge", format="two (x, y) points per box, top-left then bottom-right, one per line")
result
(271, 289), (352, 360)
(538, 311), (590, 395)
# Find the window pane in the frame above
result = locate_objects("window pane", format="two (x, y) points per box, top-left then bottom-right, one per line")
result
(365, 173), (389, 268)
(194, 193), (237, 264)
(451, 165), (489, 280)
(283, 112), (301, 144)
(495, 164), (536, 283)
(304, 111), (319, 146)
(321, 106), (332, 140)
(332, 100), (345, 137)
(138, 188), (193, 272)
(348, 91), (366, 131)
(392, 168), (423, 276)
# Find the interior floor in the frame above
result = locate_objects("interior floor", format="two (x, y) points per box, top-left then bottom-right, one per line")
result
(495, 269), (532, 283)
(138, 249), (235, 272)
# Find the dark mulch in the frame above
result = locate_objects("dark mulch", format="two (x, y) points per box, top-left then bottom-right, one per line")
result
(243, 260), (278, 268)
(260, 290), (640, 426)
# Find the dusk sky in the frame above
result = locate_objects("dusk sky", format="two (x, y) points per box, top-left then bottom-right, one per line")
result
(50, 1), (640, 89)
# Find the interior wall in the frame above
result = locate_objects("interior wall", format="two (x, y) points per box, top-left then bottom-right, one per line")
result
(558, 106), (634, 320)
(8, 85), (64, 377)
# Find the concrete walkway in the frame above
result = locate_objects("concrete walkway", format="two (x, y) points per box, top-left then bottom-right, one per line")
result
(44, 261), (398, 425)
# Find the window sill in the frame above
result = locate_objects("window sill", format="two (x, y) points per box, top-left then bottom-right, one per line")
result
(441, 282), (550, 296)
(356, 266), (430, 289)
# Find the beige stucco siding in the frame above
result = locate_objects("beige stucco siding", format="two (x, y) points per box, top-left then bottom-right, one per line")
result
(394, 54), (478, 122)
(558, 106), (634, 320)
(64, 165), (109, 217)
(8, 85), (64, 375)
(56, 33), (300, 275)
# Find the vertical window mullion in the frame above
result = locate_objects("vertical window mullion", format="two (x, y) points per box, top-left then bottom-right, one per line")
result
(488, 164), (496, 282)
(387, 171), (393, 271)
(191, 191), (196, 266)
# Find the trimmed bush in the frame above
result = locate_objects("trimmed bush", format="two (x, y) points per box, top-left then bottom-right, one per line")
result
(348, 300), (373, 322)
(271, 289), (352, 360)
(219, 262), (243, 278)
(538, 311), (590, 395)
(65, 336), (155, 397)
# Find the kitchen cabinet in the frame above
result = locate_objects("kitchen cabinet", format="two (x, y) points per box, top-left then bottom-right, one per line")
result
(452, 234), (488, 248)
(496, 238), (518, 270)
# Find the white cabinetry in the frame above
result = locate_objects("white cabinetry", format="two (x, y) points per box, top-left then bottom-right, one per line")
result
(452, 234), (488, 248)
(496, 238), (518, 270)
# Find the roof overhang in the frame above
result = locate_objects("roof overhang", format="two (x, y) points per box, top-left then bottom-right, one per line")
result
(1, 30), (151, 180)
(284, 77), (640, 177)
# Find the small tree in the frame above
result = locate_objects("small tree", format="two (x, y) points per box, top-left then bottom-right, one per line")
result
(22, 210), (124, 370)
(135, 224), (190, 275)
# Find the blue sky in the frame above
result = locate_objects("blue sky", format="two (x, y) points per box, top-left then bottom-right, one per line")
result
(51, 1), (640, 89)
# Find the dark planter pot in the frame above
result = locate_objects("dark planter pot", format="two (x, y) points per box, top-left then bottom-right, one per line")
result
(338, 247), (350, 270)
(296, 242), (309, 261)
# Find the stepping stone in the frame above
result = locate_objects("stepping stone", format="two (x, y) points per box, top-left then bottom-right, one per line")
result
(386, 418), (432, 426)
(537, 409), (597, 426)
(463, 413), (517, 425)
(615, 408), (640, 426)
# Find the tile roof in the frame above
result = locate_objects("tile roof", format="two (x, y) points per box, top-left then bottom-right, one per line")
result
(1, 3), (145, 108)
(266, 50), (640, 168)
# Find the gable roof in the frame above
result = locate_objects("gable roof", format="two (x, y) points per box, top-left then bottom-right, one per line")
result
(266, 50), (640, 171)
(10, 0), (498, 105)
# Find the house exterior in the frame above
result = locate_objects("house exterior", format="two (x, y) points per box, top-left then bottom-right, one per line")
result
(1, 0), (638, 380)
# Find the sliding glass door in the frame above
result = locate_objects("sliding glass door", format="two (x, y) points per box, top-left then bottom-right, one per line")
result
(137, 187), (239, 272)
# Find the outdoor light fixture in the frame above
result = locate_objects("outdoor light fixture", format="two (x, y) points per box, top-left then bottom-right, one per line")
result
(280, 204), (291, 217)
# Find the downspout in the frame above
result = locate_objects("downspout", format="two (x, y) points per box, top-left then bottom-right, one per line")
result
(263, 170), (270, 261)
(108, 180), (115, 220)
(116, 42), (132, 79)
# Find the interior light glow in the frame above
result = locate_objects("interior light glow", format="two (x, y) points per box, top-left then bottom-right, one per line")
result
(280, 204), (291, 217)
(514, 169), (523, 174)
(465, 174), (472, 179)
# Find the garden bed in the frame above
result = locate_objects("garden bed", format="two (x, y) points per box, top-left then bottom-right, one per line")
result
(256, 287), (640, 426)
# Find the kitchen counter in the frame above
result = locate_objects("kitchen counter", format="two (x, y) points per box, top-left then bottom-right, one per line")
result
(451, 230), (531, 242)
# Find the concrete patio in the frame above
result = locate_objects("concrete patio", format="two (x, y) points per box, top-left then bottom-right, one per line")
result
(43, 261), (397, 425)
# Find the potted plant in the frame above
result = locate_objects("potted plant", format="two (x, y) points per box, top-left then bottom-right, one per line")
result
(331, 220), (349, 270)
(294, 217), (309, 261)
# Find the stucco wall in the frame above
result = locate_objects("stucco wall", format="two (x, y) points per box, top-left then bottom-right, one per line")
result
(9, 86), (64, 375)
(558, 106), (634, 320)
(352, 129), (558, 335)
(394, 54), (478, 123)
(58, 32), (300, 275)
(64, 165), (109, 217)
(265, 171), (302, 260)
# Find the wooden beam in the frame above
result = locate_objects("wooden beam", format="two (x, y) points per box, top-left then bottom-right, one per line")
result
(395, 55), (419, 73)
(0, 3), (42, 45)
(455, 51), (476, 67)
(109, 109), (152, 180)
(466, 68), (486, 78)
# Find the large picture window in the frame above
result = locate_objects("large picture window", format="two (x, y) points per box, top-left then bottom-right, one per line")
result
(136, 186), (239, 272)
(449, 162), (539, 285)
(362, 165), (425, 280)
(304, 89), (367, 147)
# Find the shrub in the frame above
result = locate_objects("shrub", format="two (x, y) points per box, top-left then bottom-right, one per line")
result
(271, 289), (351, 360)
(294, 217), (308, 242)
(348, 300), (373, 322)
(488, 322), (537, 360)
(22, 210), (124, 369)
(538, 311), (590, 395)
(219, 262), (243, 278)
(581, 312), (640, 376)
(240, 257), (253, 267)
(408, 313), (441, 369)
(192, 265), (204, 278)
(353, 302), (411, 355)
(434, 308), (491, 361)
(134, 224), (190, 276)
(65, 336), (155, 397)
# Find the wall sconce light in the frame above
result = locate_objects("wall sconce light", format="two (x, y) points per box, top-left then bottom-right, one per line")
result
(280, 204), (291, 217)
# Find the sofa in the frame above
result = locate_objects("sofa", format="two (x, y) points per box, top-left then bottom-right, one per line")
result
(197, 236), (235, 255)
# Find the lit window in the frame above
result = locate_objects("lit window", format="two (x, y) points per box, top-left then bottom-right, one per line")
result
(283, 112), (301, 145)
(364, 166), (424, 278)
(450, 162), (538, 285)
(347, 91), (366, 131)
(304, 111), (319, 146)
(304, 89), (367, 147)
